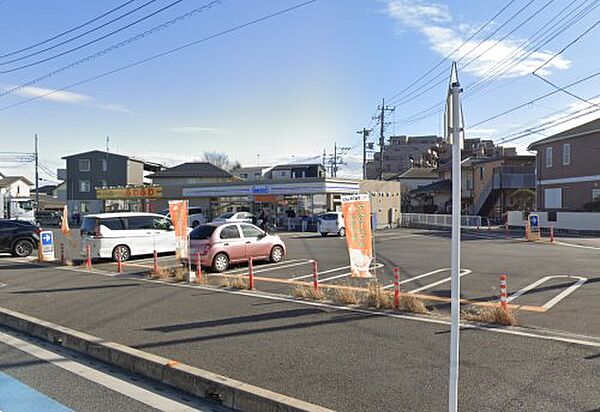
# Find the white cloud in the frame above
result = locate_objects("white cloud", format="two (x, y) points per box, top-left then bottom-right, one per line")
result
(16, 86), (91, 103)
(9, 85), (131, 113)
(165, 126), (226, 135)
(386, 0), (571, 78)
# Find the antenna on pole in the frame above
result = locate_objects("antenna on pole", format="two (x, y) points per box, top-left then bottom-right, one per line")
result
(106, 136), (110, 152)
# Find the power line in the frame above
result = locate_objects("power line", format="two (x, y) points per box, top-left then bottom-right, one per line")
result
(470, 68), (600, 128)
(0, 0), (319, 112)
(0, 0), (137, 59)
(399, 0), (599, 125)
(0, 0), (197, 73)
(0, 0), (223, 98)
(533, 8), (600, 74)
(385, 0), (518, 104)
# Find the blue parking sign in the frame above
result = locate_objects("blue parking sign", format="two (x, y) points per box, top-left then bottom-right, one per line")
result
(529, 214), (539, 230)
(41, 232), (53, 246)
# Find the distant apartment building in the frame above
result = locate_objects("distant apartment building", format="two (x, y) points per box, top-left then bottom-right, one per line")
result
(366, 135), (443, 180)
(62, 150), (162, 215)
(528, 118), (600, 211)
(232, 163), (326, 181)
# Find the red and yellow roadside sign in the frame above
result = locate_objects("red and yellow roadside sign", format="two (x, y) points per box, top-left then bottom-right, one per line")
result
(341, 194), (373, 277)
(96, 185), (163, 200)
(169, 200), (189, 259)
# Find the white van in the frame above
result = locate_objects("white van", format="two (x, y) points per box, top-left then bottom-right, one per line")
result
(317, 212), (345, 237)
(80, 212), (177, 261)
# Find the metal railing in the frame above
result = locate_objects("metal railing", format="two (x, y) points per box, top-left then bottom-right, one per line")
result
(401, 213), (482, 228)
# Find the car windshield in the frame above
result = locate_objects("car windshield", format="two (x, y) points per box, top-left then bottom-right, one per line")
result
(320, 213), (338, 220)
(217, 212), (235, 219)
(80, 217), (98, 236)
(190, 225), (216, 240)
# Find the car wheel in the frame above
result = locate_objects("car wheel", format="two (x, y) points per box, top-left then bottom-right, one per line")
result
(191, 220), (199, 228)
(212, 253), (229, 273)
(339, 227), (346, 237)
(320, 232), (328, 237)
(112, 245), (131, 262)
(270, 245), (284, 263)
(12, 239), (34, 257)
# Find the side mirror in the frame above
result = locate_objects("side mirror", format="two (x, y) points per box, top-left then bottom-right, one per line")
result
(168, 225), (175, 231)
(258, 231), (267, 239)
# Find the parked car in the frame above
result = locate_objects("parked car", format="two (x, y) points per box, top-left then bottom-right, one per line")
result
(80, 212), (179, 262)
(317, 212), (346, 237)
(187, 222), (286, 272)
(161, 206), (206, 228)
(0, 219), (40, 257)
(212, 211), (254, 224)
(35, 209), (62, 226)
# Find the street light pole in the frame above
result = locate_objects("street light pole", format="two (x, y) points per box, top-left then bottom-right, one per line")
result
(448, 62), (463, 412)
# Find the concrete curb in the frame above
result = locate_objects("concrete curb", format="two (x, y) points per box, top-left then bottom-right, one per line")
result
(0, 306), (333, 412)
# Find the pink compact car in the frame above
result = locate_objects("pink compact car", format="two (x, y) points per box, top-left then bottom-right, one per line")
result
(188, 222), (286, 272)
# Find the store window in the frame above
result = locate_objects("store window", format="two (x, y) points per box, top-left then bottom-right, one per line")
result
(79, 180), (91, 192)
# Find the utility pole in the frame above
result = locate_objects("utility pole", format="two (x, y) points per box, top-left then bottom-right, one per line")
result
(357, 128), (371, 179)
(333, 142), (337, 177)
(106, 136), (110, 152)
(375, 99), (395, 180)
(34, 134), (39, 211)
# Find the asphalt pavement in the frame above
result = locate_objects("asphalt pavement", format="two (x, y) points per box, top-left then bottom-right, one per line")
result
(0, 326), (229, 412)
(0, 255), (599, 411)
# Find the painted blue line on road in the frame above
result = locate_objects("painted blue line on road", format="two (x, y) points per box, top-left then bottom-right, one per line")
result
(0, 371), (71, 412)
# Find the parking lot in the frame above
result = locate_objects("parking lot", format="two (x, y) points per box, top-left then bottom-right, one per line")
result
(35, 226), (600, 338)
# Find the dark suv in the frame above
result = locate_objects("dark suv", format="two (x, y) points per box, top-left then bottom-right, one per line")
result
(0, 219), (39, 257)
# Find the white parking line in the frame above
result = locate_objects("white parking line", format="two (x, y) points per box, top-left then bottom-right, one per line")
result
(375, 234), (421, 242)
(382, 268), (471, 290)
(554, 241), (600, 251)
(290, 265), (350, 281)
(507, 275), (588, 310)
(226, 259), (307, 274)
(0, 330), (203, 411)
(319, 263), (385, 283)
(409, 269), (472, 293)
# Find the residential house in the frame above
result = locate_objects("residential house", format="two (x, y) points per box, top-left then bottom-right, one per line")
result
(62, 150), (163, 215)
(0, 176), (33, 198)
(528, 118), (600, 211)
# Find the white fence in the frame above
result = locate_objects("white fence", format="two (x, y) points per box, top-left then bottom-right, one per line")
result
(507, 211), (600, 232)
(401, 213), (482, 229)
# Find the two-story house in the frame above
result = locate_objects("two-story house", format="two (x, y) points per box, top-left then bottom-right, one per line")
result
(63, 150), (161, 216)
(528, 118), (600, 211)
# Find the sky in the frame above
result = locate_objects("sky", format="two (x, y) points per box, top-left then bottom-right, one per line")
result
(1, 0), (600, 184)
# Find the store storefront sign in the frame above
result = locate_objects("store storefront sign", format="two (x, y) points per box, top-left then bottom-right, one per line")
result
(251, 185), (270, 194)
(97, 186), (163, 199)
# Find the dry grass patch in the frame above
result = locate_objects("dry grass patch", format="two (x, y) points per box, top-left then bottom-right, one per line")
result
(172, 267), (188, 282)
(292, 284), (325, 300)
(461, 305), (517, 326)
(147, 266), (169, 279)
(229, 276), (249, 290)
(332, 286), (361, 305)
(401, 294), (429, 314)
(364, 283), (394, 309)
(218, 276), (231, 288)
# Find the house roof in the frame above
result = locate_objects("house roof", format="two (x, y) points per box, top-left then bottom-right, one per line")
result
(409, 179), (451, 194)
(33, 184), (57, 194)
(527, 117), (600, 150)
(62, 150), (128, 160)
(397, 167), (439, 180)
(147, 162), (232, 179)
(0, 176), (33, 188)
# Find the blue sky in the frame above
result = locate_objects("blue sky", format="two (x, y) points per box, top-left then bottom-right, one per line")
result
(1, 0), (600, 183)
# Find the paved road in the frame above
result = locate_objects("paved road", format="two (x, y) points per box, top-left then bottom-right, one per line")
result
(0, 326), (228, 412)
(0, 258), (599, 411)
(52, 227), (600, 337)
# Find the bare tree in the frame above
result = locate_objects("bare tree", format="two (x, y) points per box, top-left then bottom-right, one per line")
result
(202, 151), (231, 170)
